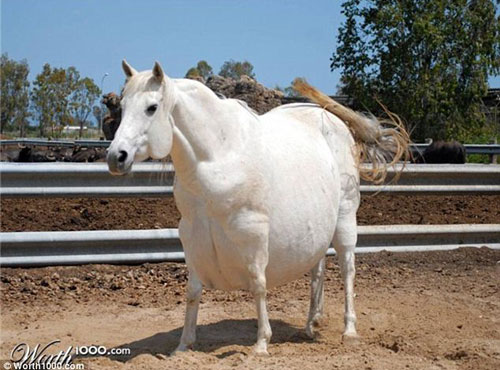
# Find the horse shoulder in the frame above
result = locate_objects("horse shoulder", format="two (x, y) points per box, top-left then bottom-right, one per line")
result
(195, 155), (269, 217)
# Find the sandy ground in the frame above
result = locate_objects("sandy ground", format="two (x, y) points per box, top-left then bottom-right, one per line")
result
(1, 189), (499, 369)
(1, 248), (499, 370)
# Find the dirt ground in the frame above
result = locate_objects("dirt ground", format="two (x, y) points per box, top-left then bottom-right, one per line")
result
(1, 194), (499, 232)
(1, 248), (499, 369)
(1, 195), (499, 369)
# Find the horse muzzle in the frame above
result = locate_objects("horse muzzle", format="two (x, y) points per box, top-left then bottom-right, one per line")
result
(107, 146), (135, 175)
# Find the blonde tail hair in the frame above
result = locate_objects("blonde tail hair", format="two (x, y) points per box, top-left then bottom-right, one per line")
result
(292, 78), (410, 184)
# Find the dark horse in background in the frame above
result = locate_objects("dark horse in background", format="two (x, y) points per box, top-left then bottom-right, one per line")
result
(413, 140), (466, 164)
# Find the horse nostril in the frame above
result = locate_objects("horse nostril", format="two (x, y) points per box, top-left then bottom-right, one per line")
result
(118, 150), (128, 163)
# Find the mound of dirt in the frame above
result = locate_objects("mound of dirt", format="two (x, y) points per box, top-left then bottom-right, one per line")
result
(205, 75), (284, 114)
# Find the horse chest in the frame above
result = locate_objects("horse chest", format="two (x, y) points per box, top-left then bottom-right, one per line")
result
(180, 211), (268, 291)
(175, 179), (268, 291)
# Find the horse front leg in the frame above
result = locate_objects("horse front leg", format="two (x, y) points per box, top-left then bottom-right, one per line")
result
(173, 269), (203, 354)
(226, 210), (272, 354)
(306, 256), (325, 338)
(249, 262), (272, 355)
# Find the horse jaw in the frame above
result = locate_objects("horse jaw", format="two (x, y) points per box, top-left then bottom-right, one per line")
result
(147, 115), (173, 159)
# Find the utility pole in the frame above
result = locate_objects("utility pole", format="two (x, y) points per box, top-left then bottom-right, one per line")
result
(100, 73), (109, 134)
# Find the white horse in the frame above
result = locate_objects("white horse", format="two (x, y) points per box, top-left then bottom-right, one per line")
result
(107, 60), (409, 355)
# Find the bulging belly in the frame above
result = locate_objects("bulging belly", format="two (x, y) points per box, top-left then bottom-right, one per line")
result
(265, 220), (336, 288)
(186, 214), (336, 292)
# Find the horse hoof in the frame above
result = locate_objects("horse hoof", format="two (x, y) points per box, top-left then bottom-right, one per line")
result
(306, 317), (323, 338)
(171, 344), (191, 356)
(305, 327), (314, 339)
(252, 345), (270, 357)
(342, 332), (360, 345)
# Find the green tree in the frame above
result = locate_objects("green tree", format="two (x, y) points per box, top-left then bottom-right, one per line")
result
(31, 64), (56, 137)
(185, 60), (214, 80)
(185, 67), (201, 79)
(219, 59), (256, 80)
(31, 64), (76, 137)
(284, 84), (301, 98)
(0, 54), (30, 136)
(31, 64), (100, 138)
(196, 60), (213, 79)
(331, 0), (500, 141)
(276, 82), (302, 97)
(68, 77), (101, 137)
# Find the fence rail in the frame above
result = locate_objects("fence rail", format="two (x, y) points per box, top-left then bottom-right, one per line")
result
(1, 162), (499, 267)
(410, 143), (500, 155)
(1, 162), (499, 197)
(1, 224), (499, 267)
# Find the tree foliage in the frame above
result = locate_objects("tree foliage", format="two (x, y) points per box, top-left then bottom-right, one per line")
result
(284, 84), (301, 98)
(331, 0), (500, 141)
(185, 67), (201, 79)
(31, 64), (77, 137)
(69, 77), (101, 137)
(196, 60), (213, 80)
(31, 64), (100, 137)
(185, 60), (214, 80)
(219, 59), (256, 80)
(276, 81), (302, 97)
(1, 53), (30, 136)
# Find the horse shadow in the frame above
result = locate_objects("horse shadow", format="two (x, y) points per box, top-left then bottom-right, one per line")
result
(79, 319), (314, 363)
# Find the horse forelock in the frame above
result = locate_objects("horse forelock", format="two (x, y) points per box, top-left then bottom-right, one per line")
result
(122, 71), (164, 97)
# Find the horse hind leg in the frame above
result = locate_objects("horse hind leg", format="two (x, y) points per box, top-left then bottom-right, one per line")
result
(333, 212), (359, 342)
(305, 257), (325, 338)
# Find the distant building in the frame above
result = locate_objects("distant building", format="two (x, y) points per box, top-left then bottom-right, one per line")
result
(62, 125), (87, 133)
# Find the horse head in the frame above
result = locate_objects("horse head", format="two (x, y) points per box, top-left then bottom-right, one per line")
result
(107, 60), (175, 175)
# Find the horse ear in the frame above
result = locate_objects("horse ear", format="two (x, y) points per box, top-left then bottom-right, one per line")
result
(122, 59), (137, 80)
(152, 61), (164, 83)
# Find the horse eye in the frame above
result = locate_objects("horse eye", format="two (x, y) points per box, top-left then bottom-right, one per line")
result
(146, 104), (158, 114)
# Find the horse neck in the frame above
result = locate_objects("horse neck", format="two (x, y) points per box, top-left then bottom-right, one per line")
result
(169, 79), (255, 182)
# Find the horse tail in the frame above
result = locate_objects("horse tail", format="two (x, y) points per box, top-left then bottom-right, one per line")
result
(292, 78), (410, 184)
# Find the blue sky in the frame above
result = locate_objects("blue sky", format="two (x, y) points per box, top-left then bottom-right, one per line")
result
(1, 0), (499, 97)
(1, 0), (345, 94)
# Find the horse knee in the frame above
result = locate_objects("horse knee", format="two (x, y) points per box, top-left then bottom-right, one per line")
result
(251, 276), (267, 296)
(247, 262), (268, 293)
(186, 278), (203, 302)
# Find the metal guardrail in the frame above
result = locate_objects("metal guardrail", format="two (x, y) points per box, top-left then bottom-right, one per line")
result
(1, 162), (498, 266)
(1, 162), (499, 197)
(362, 163), (500, 194)
(2, 139), (500, 155)
(1, 224), (498, 266)
(411, 143), (500, 156)
(0, 162), (175, 198)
